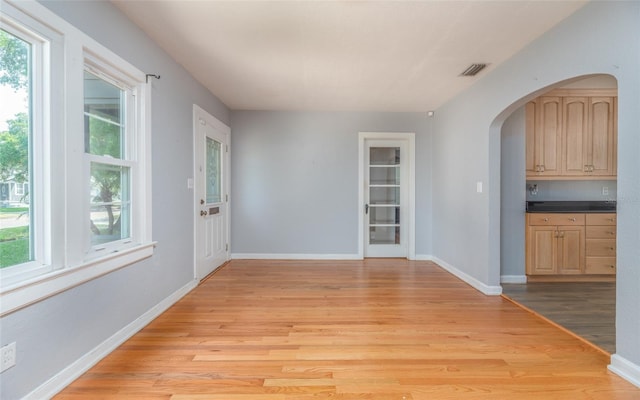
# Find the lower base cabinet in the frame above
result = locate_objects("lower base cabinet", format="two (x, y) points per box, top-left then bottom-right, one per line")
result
(526, 213), (616, 281)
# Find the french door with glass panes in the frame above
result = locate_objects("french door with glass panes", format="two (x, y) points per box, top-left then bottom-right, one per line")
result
(364, 139), (409, 257)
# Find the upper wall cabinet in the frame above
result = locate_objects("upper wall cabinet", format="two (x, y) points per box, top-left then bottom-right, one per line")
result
(526, 89), (617, 180)
(526, 97), (562, 176)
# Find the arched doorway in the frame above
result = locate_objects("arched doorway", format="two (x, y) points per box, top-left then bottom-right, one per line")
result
(497, 74), (618, 354)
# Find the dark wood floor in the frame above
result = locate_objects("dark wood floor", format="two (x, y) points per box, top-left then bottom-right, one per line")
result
(53, 260), (639, 399)
(502, 282), (615, 354)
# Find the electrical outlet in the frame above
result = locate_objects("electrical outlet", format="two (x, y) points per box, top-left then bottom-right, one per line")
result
(602, 186), (609, 196)
(1, 342), (16, 372)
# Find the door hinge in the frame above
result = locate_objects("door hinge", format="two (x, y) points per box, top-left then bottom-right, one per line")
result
(225, 243), (229, 251)
(226, 145), (229, 153)
(225, 194), (229, 202)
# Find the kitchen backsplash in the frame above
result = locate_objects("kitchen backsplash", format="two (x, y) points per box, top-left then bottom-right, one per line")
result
(526, 180), (617, 201)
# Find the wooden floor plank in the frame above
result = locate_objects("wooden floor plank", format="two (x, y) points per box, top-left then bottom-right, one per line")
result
(54, 260), (638, 399)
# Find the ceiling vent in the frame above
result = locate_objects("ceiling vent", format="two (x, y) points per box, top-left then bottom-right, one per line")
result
(460, 63), (487, 77)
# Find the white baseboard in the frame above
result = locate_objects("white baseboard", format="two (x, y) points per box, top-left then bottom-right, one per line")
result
(231, 253), (361, 260)
(431, 256), (502, 296)
(231, 254), (437, 261)
(500, 275), (528, 284)
(609, 354), (640, 388)
(25, 279), (199, 400)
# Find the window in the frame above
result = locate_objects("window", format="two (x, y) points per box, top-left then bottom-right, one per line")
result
(0, 1), (153, 316)
(0, 20), (44, 274)
(84, 69), (133, 250)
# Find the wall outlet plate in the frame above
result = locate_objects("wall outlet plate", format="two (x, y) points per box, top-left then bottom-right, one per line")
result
(1, 342), (16, 372)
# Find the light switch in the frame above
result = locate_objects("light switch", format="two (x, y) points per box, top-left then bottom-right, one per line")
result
(476, 181), (483, 193)
(187, 178), (194, 189)
(602, 186), (609, 196)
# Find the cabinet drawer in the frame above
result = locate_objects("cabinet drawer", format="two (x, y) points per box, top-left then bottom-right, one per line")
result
(528, 213), (585, 226)
(586, 213), (616, 225)
(585, 257), (616, 274)
(586, 239), (616, 256)
(586, 225), (616, 239)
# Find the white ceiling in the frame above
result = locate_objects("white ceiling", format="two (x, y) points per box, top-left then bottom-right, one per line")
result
(112, 1), (586, 112)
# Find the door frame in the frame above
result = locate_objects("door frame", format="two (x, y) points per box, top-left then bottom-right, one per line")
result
(358, 132), (415, 260)
(193, 104), (231, 280)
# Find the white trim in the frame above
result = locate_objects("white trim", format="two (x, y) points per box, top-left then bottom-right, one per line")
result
(609, 355), (640, 389)
(231, 253), (362, 260)
(431, 256), (503, 296)
(1, 243), (156, 317)
(23, 279), (198, 400)
(414, 254), (433, 261)
(358, 132), (416, 260)
(500, 275), (528, 284)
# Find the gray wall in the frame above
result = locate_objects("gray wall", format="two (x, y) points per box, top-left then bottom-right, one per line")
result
(230, 111), (432, 256)
(0, 1), (229, 398)
(500, 107), (526, 277)
(433, 0), (640, 371)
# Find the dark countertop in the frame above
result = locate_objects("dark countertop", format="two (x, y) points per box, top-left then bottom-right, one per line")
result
(526, 201), (616, 213)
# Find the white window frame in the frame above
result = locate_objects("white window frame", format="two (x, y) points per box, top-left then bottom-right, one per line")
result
(83, 55), (140, 258)
(14, 182), (25, 196)
(0, 0), (154, 317)
(0, 6), (53, 285)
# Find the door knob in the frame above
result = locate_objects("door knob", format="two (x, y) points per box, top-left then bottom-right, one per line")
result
(365, 204), (369, 214)
(200, 199), (205, 205)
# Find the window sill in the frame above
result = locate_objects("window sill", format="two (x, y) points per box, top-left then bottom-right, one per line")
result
(0, 242), (156, 317)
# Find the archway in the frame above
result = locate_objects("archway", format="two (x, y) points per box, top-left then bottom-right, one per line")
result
(494, 74), (618, 354)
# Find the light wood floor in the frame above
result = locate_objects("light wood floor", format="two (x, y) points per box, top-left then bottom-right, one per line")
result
(502, 282), (616, 354)
(55, 259), (639, 399)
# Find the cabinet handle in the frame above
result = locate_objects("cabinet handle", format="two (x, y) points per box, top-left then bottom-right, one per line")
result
(610, 265), (615, 269)
(608, 218), (615, 222)
(608, 231), (615, 235)
(543, 217), (549, 222)
(569, 217), (576, 222)
(609, 247), (614, 251)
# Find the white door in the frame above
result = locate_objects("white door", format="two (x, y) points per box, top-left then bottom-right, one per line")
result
(194, 106), (230, 280)
(360, 134), (414, 258)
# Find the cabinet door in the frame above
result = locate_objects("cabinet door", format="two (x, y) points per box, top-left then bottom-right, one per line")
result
(557, 226), (585, 274)
(536, 97), (562, 176)
(527, 226), (557, 275)
(562, 97), (588, 175)
(526, 97), (562, 177)
(588, 97), (615, 176)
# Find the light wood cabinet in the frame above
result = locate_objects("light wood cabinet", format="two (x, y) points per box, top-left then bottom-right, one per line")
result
(526, 90), (617, 179)
(526, 97), (562, 176)
(526, 212), (616, 281)
(526, 214), (585, 276)
(585, 213), (616, 275)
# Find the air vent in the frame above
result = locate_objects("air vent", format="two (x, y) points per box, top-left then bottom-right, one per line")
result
(460, 63), (487, 77)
